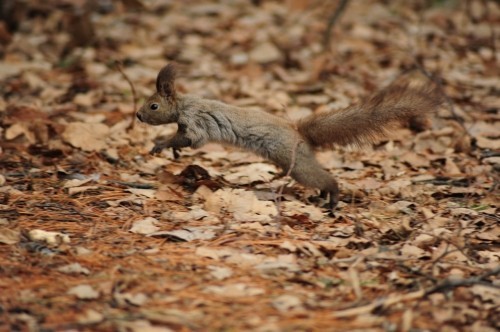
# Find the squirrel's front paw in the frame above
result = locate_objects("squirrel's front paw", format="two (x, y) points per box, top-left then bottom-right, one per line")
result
(150, 144), (167, 155)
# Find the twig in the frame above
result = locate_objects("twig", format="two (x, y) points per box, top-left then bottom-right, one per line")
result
(322, 0), (349, 51)
(115, 61), (138, 130)
(348, 256), (364, 301)
(422, 230), (480, 265)
(331, 289), (425, 318)
(408, 10), (470, 135)
(425, 266), (500, 296)
(412, 61), (467, 130)
(396, 263), (438, 284)
(331, 266), (499, 318)
(107, 180), (156, 189)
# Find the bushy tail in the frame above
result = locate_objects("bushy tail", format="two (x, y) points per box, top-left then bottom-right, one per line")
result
(297, 83), (442, 148)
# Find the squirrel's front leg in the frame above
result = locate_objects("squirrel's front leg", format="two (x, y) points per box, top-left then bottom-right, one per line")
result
(150, 132), (192, 156)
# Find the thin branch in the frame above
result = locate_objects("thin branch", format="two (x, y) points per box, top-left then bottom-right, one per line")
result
(331, 266), (500, 318)
(412, 61), (467, 131)
(425, 266), (500, 296)
(331, 289), (425, 318)
(322, 0), (349, 51)
(115, 60), (138, 130)
(107, 180), (156, 190)
(409, 9), (470, 136)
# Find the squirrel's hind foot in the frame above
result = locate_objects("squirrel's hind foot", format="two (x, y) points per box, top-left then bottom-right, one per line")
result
(318, 189), (339, 213)
(172, 148), (181, 159)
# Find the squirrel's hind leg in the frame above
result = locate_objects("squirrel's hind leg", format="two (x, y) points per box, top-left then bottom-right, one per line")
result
(289, 152), (340, 212)
(328, 187), (339, 211)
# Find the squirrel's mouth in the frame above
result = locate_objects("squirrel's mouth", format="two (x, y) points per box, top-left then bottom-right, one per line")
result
(135, 113), (162, 126)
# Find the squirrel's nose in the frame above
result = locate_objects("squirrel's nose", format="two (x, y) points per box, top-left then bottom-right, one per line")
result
(136, 113), (143, 122)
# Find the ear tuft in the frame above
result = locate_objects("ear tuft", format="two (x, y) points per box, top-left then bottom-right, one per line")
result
(156, 63), (177, 99)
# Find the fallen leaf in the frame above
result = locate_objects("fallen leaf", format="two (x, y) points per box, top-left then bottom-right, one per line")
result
(28, 229), (70, 245)
(68, 185), (99, 195)
(282, 201), (324, 221)
(77, 309), (104, 324)
(400, 244), (428, 258)
(387, 201), (417, 214)
(450, 208), (479, 217)
(115, 292), (148, 306)
(64, 178), (93, 188)
(149, 226), (218, 241)
(130, 217), (160, 235)
(195, 247), (238, 260)
(476, 136), (500, 150)
(223, 163), (278, 184)
(62, 122), (110, 151)
(356, 177), (382, 190)
(249, 42), (282, 64)
(118, 320), (174, 332)
(208, 266), (233, 280)
(204, 188), (277, 222)
(57, 263), (90, 275)
(400, 152), (431, 168)
(272, 294), (304, 312)
(162, 207), (214, 222)
(5, 123), (35, 142)
(67, 284), (100, 300)
(0, 227), (20, 244)
(203, 283), (264, 297)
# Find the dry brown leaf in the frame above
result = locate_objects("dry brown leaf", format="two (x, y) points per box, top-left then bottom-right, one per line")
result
(204, 188), (277, 222)
(67, 284), (100, 300)
(5, 123), (35, 142)
(62, 122), (110, 151)
(0, 227), (20, 244)
(400, 152), (431, 168)
(77, 309), (104, 324)
(400, 243), (428, 259)
(28, 229), (70, 245)
(223, 163), (277, 184)
(149, 226), (217, 241)
(272, 295), (304, 312)
(249, 42), (282, 64)
(57, 263), (90, 275)
(203, 283), (264, 297)
(130, 217), (160, 235)
(208, 266), (233, 280)
(476, 136), (500, 150)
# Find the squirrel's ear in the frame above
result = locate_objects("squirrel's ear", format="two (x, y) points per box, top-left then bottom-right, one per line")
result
(156, 63), (177, 99)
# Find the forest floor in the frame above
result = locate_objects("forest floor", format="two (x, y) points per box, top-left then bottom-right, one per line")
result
(0, 1), (498, 331)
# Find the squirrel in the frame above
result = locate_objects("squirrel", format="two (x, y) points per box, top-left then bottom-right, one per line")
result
(136, 64), (442, 211)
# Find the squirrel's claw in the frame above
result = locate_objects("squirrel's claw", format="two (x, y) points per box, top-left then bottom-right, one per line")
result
(150, 144), (166, 155)
(172, 148), (181, 159)
(150, 144), (181, 159)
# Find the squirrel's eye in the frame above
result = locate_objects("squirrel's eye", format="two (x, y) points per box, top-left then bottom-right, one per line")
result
(150, 103), (159, 111)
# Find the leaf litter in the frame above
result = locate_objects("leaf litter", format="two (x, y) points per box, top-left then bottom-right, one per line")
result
(0, 1), (498, 331)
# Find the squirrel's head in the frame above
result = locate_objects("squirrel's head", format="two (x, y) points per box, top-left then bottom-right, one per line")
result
(136, 63), (179, 125)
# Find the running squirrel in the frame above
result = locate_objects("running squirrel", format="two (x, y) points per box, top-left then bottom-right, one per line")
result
(136, 64), (441, 210)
